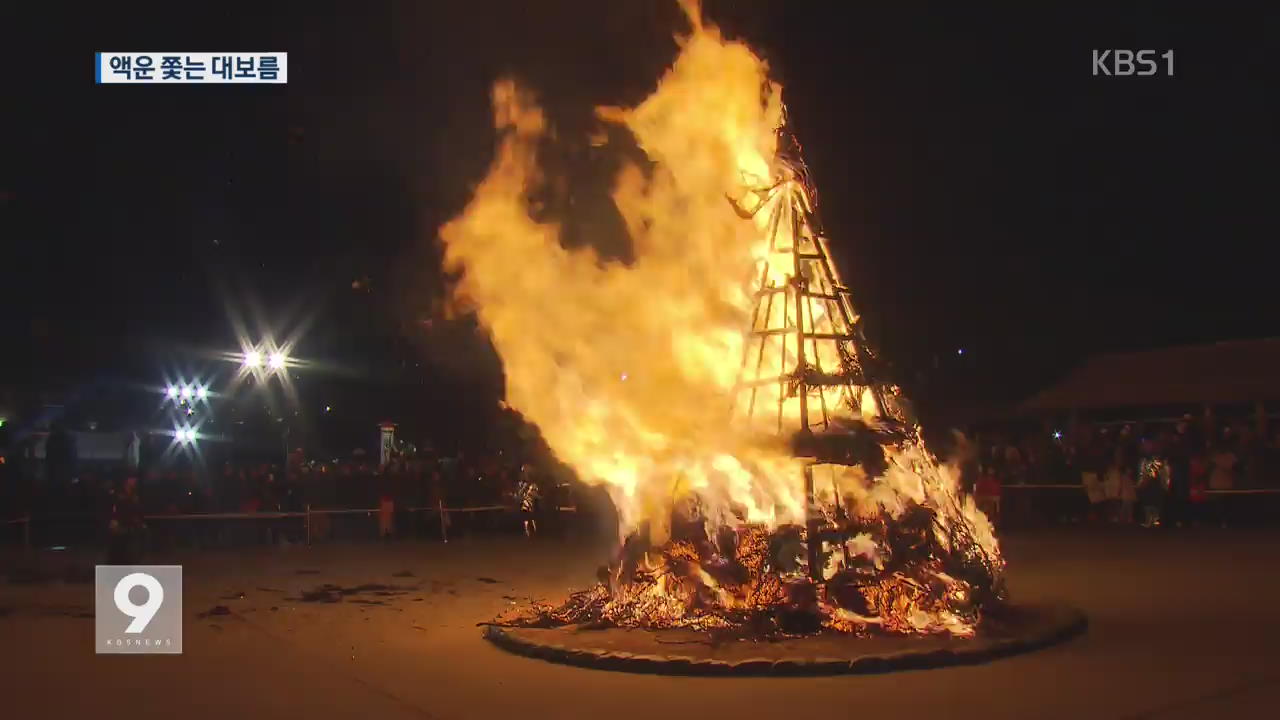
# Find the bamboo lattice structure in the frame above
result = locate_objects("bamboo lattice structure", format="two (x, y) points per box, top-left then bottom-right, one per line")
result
(729, 137), (918, 579)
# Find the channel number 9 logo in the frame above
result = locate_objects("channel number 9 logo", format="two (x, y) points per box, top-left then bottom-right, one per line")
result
(114, 572), (164, 633)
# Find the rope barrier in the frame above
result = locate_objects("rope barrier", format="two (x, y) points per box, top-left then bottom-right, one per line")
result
(141, 505), (523, 546)
(13, 489), (1268, 550)
(145, 511), (306, 520)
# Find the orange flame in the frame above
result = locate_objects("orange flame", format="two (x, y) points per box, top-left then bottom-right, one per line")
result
(441, 6), (805, 542)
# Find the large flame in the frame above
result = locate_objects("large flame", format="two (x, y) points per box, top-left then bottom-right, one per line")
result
(443, 2), (1002, 636)
(441, 7), (804, 540)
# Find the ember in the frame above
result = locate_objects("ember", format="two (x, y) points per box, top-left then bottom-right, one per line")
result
(443, 0), (1004, 639)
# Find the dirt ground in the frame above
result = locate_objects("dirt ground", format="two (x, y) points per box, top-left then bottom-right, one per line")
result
(1, 527), (1278, 719)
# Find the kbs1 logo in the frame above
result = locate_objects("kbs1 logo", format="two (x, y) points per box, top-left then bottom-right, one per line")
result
(95, 565), (183, 654)
(1092, 50), (1174, 77)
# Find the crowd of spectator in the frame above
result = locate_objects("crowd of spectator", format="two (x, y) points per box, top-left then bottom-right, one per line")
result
(6, 415), (1280, 552)
(9, 447), (570, 513)
(0, 444), (590, 556)
(966, 416), (1280, 527)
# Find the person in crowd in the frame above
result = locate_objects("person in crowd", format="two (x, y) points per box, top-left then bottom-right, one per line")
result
(392, 459), (411, 536)
(93, 473), (116, 546)
(1237, 424), (1261, 488)
(293, 464), (311, 512)
(1004, 442), (1026, 485)
(355, 462), (375, 508)
(1209, 437), (1238, 527)
(426, 467), (443, 508)
(241, 468), (259, 513)
(402, 459), (427, 537)
(974, 463), (1001, 526)
(987, 442), (1005, 481)
(1079, 434), (1107, 523)
(335, 462), (355, 509)
(497, 464), (517, 510)
(309, 463), (337, 542)
(1164, 423), (1193, 528)
(266, 466), (283, 511)
(447, 455), (476, 537)
(1188, 441), (1210, 525)
(377, 460), (398, 540)
(1137, 439), (1170, 528)
(161, 470), (181, 514)
(237, 468), (257, 513)
(1104, 448), (1137, 524)
(217, 462), (236, 512)
(178, 471), (201, 514)
(258, 467), (281, 544)
(1021, 438), (1041, 484)
(959, 437), (981, 495)
(1117, 424), (1138, 466)
(515, 463), (542, 538)
(276, 465), (304, 544)
(107, 475), (146, 564)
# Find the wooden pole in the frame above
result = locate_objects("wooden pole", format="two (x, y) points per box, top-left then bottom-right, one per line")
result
(776, 287), (790, 434)
(438, 498), (449, 544)
(803, 464), (821, 583)
(738, 262), (773, 423)
(305, 504), (312, 546)
(791, 203), (810, 434)
(747, 284), (777, 424)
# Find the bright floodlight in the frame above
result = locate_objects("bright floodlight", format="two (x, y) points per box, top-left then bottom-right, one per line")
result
(244, 350), (263, 368)
(175, 428), (191, 443)
(180, 386), (192, 400)
(166, 386), (178, 398)
(197, 386), (208, 400)
(268, 352), (287, 370)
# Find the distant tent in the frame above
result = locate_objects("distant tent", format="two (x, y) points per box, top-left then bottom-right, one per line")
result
(1023, 339), (1280, 411)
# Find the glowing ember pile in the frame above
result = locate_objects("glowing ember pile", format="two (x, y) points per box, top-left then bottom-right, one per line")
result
(441, 0), (1005, 638)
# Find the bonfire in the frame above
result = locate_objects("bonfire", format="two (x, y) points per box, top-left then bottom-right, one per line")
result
(441, 0), (1005, 639)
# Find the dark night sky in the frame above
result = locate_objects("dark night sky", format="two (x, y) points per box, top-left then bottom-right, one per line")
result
(5, 1), (1278, 430)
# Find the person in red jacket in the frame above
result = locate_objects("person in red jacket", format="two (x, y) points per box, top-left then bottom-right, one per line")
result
(975, 464), (1001, 526)
(377, 461), (400, 540)
(107, 476), (146, 565)
(1188, 443), (1210, 524)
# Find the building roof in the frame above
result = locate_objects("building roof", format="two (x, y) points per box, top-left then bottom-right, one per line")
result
(1023, 339), (1280, 411)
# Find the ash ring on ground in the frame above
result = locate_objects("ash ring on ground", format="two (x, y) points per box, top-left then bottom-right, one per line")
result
(483, 603), (1086, 676)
